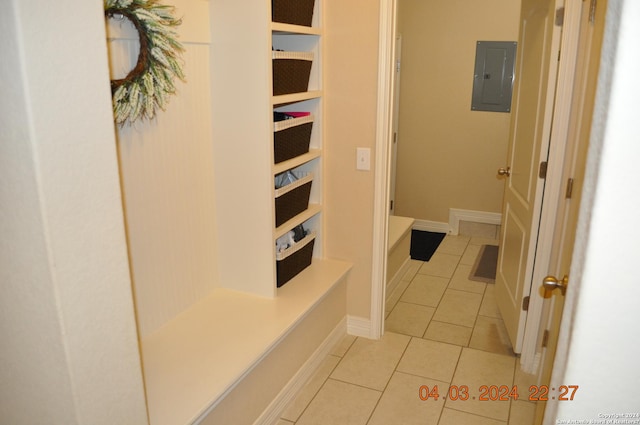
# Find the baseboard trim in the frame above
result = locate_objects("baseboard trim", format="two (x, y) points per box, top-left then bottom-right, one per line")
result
(386, 255), (412, 301)
(255, 317), (347, 425)
(448, 208), (502, 236)
(347, 315), (372, 338)
(412, 219), (450, 234)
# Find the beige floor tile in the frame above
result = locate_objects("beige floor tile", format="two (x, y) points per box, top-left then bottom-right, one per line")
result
(295, 379), (381, 425)
(478, 285), (501, 319)
(330, 332), (410, 391)
(402, 259), (423, 281)
(281, 355), (341, 422)
(460, 243), (482, 266)
(437, 235), (470, 256)
(418, 252), (460, 278)
(279, 232), (524, 425)
(397, 338), (462, 383)
(469, 237), (500, 246)
(385, 302), (435, 337)
(424, 321), (473, 347)
(445, 348), (516, 421)
(509, 400), (537, 425)
(449, 264), (487, 294)
(469, 316), (514, 356)
(385, 277), (412, 314)
(513, 366), (537, 390)
(368, 372), (447, 425)
(439, 408), (506, 425)
(400, 274), (449, 307)
(331, 334), (356, 357)
(433, 289), (483, 327)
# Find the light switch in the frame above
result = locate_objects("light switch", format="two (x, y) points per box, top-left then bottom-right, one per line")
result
(356, 147), (371, 171)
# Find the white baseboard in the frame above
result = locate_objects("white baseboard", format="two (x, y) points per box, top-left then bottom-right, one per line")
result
(448, 208), (502, 236)
(411, 212), (502, 236)
(347, 315), (372, 338)
(256, 317), (347, 425)
(386, 256), (412, 301)
(412, 219), (450, 234)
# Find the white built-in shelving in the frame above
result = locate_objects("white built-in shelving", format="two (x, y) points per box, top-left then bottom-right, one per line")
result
(209, 0), (328, 297)
(138, 2), (353, 423)
(271, 0), (325, 287)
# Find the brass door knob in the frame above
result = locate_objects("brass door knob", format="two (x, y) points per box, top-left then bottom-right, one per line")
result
(542, 275), (569, 296)
(497, 167), (512, 177)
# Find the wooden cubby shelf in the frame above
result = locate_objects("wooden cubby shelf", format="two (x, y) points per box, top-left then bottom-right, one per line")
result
(271, 22), (321, 35)
(272, 90), (323, 106)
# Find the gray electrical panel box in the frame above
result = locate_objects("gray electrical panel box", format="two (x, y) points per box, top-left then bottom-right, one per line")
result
(471, 41), (517, 112)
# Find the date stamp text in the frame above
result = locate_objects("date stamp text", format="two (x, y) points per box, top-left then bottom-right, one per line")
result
(418, 384), (579, 402)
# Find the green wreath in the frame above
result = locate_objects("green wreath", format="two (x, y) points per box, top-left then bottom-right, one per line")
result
(105, 0), (185, 126)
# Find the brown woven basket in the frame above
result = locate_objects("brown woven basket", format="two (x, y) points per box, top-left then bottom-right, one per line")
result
(272, 0), (315, 27)
(274, 115), (314, 163)
(272, 51), (313, 96)
(276, 232), (315, 287)
(275, 173), (313, 227)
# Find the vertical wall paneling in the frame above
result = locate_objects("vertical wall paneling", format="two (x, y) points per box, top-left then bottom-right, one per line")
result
(107, 0), (218, 338)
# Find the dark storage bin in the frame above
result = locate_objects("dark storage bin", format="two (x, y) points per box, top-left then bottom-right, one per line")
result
(272, 51), (313, 96)
(276, 232), (315, 287)
(274, 115), (314, 163)
(272, 0), (315, 27)
(275, 173), (313, 227)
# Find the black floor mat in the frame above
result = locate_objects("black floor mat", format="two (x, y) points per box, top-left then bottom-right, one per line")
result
(410, 230), (446, 262)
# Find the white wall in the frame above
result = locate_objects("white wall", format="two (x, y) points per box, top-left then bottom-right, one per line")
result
(0, 1), (148, 423)
(551, 0), (640, 419)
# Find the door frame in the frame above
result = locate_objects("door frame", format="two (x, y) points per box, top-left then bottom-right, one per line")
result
(389, 33), (402, 217)
(372, 0), (585, 373)
(370, 0), (397, 339)
(518, 0), (586, 373)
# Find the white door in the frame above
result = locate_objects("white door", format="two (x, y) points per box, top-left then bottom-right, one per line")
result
(495, 0), (564, 353)
(536, 0), (606, 422)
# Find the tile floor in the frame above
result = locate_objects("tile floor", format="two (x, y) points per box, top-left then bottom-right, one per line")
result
(278, 234), (539, 425)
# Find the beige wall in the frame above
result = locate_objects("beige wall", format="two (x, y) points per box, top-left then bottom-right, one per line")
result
(325, 0), (381, 320)
(395, 0), (521, 223)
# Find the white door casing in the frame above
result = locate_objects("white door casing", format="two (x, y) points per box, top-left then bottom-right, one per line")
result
(371, 0), (398, 339)
(536, 0), (607, 422)
(518, 0), (585, 373)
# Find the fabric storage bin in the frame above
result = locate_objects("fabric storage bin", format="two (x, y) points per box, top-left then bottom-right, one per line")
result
(274, 114), (314, 163)
(272, 51), (314, 96)
(275, 172), (313, 227)
(272, 0), (315, 27)
(276, 231), (316, 287)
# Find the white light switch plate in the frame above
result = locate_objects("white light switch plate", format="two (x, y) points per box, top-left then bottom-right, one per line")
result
(356, 147), (371, 171)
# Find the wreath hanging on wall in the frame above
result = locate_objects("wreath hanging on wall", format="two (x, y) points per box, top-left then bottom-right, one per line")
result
(105, 0), (185, 126)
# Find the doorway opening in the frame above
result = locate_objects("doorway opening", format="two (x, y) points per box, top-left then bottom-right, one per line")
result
(373, 4), (607, 423)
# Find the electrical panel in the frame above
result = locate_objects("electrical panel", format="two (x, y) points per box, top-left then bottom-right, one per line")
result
(471, 41), (517, 113)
